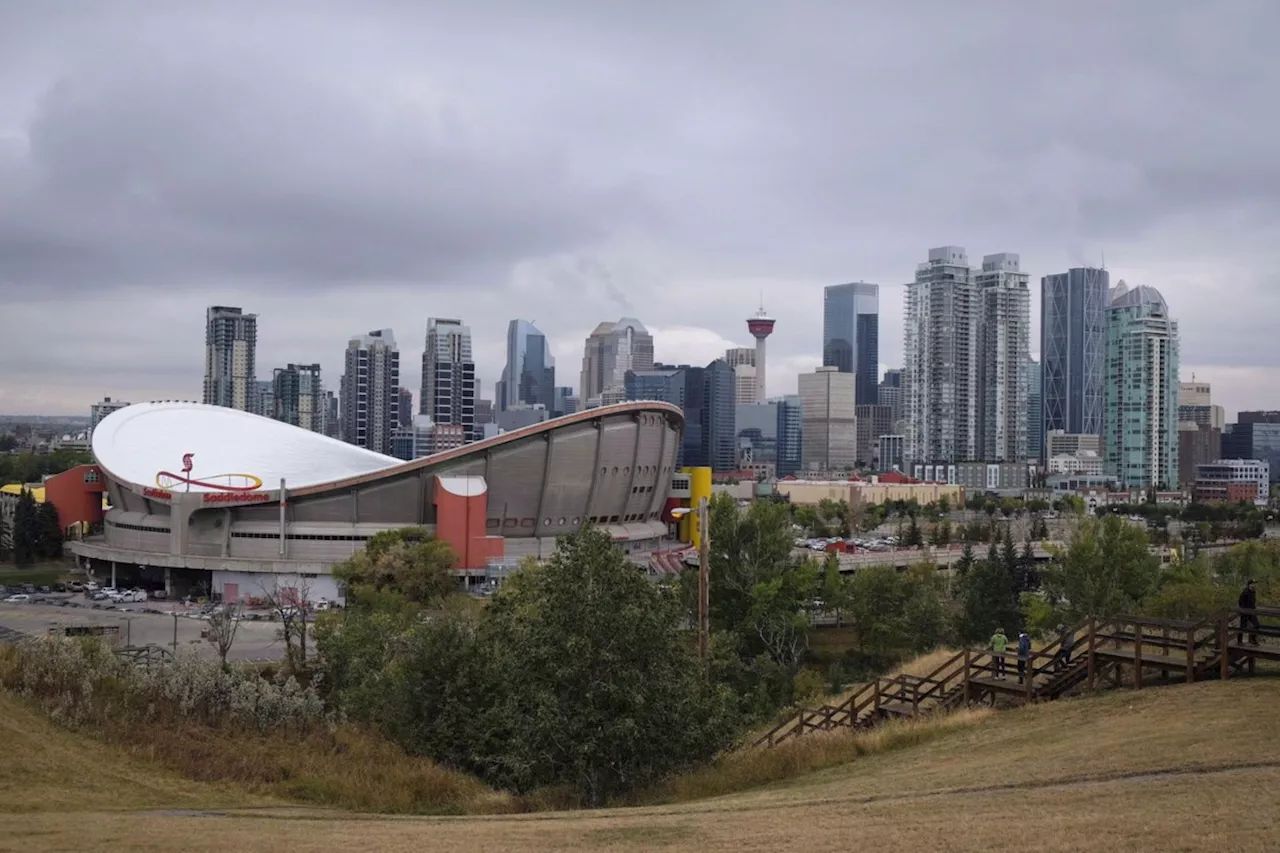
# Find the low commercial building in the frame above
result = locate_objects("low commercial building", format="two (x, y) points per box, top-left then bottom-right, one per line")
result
(1047, 450), (1103, 476)
(773, 476), (963, 507)
(1192, 459), (1270, 507)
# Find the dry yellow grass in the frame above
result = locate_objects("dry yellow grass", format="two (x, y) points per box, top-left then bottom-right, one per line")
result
(0, 690), (265, 814)
(4, 679), (1279, 852)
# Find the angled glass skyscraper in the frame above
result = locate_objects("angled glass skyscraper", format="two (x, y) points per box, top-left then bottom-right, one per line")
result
(823, 283), (879, 406)
(497, 319), (556, 414)
(1040, 267), (1109, 438)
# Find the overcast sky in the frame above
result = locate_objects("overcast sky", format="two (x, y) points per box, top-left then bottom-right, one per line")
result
(2, 1), (1278, 419)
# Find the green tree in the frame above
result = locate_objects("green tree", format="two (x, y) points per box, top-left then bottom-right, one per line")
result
(937, 494), (951, 515)
(901, 562), (950, 653)
(704, 494), (802, 643)
(819, 551), (849, 622)
(846, 564), (908, 657)
(1043, 515), (1160, 620)
(904, 514), (923, 548)
(11, 489), (38, 566)
(35, 503), (63, 559)
(955, 542), (975, 576)
(957, 543), (1021, 644)
(332, 527), (459, 606)
(482, 527), (735, 805)
(0, 510), (10, 561)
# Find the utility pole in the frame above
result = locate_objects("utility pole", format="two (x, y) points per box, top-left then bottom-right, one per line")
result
(172, 611), (179, 653)
(698, 495), (710, 663)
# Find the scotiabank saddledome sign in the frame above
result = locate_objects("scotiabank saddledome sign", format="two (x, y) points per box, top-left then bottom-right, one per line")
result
(148, 453), (270, 503)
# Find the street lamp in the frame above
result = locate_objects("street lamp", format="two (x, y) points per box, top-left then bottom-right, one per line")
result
(671, 496), (710, 662)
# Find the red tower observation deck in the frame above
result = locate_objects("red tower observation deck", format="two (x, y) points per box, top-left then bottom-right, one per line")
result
(746, 301), (775, 401)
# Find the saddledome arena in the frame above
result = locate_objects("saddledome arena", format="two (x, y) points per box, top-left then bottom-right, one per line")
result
(69, 401), (685, 602)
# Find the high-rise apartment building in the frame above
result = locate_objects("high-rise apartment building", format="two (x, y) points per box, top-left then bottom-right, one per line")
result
(497, 320), (555, 413)
(975, 253), (1030, 462)
(904, 247), (980, 464)
(1028, 357), (1043, 461)
(272, 363), (324, 433)
(878, 368), (904, 428)
(342, 329), (400, 455)
(823, 283), (879, 406)
(1041, 267), (1108, 439)
(89, 397), (130, 437)
(203, 306), (258, 411)
(580, 318), (654, 407)
(724, 346), (758, 405)
(323, 391), (339, 439)
(775, 395), (803, 477)
(397, 388), (414, 428)
(421, 318), (477, 443)
(799, 366), (857, 471)
(249, 381), (274, 418)
(1104, 284), (1180, 488)
(855, 404), (894, 468)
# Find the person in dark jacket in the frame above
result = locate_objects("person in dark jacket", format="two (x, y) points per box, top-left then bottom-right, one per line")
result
(1238, 580), (1259, 645)
(1053, 623), (1075, 672)
(1017, 632), (1033, 683)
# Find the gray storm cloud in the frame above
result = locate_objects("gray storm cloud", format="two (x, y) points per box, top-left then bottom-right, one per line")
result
(1, 1), (1279, 415)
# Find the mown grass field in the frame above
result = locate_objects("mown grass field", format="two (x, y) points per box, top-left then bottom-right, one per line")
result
(3, 678), (1278, 852)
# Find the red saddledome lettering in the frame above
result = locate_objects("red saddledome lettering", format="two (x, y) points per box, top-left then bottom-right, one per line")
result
(142, 487), (172, 500)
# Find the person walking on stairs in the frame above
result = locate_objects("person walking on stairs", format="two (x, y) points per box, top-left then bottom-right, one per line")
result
(990, 628), (1008, 679)
(1238, 580), (1260, 646)
(1017, 631), (1032, 683)
(1053, 623), (1074, 673)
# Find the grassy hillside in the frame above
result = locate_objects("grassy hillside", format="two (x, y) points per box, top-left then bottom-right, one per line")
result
(0, 691), (265, 814)
(4, 679), (1279, 851)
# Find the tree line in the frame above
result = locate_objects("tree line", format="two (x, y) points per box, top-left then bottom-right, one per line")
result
(0, 449), (91, 486)
(0, 490), (64, 565)
(291, 492), (1277, 807)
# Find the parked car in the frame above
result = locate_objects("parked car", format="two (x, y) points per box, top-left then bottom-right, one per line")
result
(3, 594), (30, 604)
(68, 582), (84, 593)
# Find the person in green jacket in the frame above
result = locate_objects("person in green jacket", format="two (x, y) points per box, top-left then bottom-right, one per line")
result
(990, 628), (1008, 679)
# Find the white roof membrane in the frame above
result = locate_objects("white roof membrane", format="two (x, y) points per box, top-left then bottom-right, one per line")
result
(92, 402), (401, 492)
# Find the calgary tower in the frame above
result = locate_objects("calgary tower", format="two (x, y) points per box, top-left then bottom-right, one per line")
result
(746, 299), (776, 402)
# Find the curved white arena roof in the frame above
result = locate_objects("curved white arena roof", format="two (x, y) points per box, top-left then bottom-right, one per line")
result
(92, 402), (400, 492)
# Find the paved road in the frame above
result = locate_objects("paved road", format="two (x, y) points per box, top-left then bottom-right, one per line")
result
(0, 598), (288, 662)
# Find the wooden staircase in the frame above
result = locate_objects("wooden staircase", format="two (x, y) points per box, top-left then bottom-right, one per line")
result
(753, 605), (1280, 748)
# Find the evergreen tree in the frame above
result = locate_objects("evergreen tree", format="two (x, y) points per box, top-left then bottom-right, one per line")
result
(955, 542), (975, 576)
(905, 514), (923, 547)
(0, 510), (10, 561)
(1020, 538), (1038, 592)
(11, 489), (38, 566)
(958, 539), (1022, 643)
(36, 503), (63, 559)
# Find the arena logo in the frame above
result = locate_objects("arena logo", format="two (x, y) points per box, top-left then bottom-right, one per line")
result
(202, 492), (272, 505)
(142, 487), (172, 500)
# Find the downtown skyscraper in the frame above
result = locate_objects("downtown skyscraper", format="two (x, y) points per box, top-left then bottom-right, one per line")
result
(341, 329), (399, 455)
(1104, 283), (1180, 488)
(904, 247), (979, 463)
(203, 305), (258, 411)
(903, 247), (1030, 465)
(580, 318), (655, 407)
(497, 319), (555, 414)
(975, 253), (1030, 462)
(421, 318), (478, 442)
(823, 283), (879, 406)
(1040, 267), (1109, 439)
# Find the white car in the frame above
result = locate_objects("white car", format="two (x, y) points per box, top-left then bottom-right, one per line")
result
(3, 594), (30, 604)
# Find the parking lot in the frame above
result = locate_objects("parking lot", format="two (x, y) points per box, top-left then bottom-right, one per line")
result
(0, 595), (290, 662)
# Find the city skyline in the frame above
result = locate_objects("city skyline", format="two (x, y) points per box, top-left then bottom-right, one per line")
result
(3, 5), (1279, 418)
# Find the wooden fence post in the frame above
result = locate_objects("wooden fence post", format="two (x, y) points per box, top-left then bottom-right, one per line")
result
(1185, 628), (1195, 684)
(1134, 625), (1144, 690)
(963, 649), (972, 705)
(1087, 617), (1097, 692)
(1220, 614), (1230, 681)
